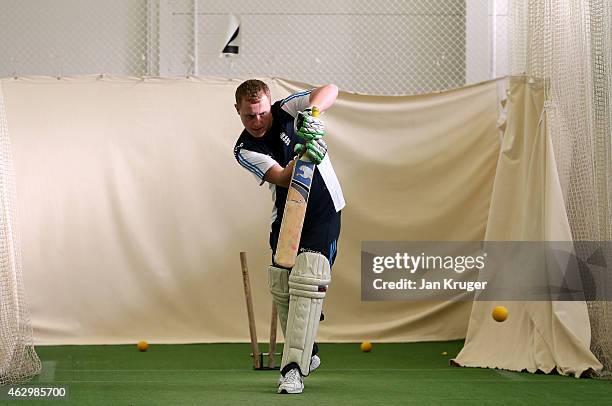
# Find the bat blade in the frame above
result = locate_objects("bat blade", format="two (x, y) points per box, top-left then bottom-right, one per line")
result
(274, 158), (315, 268)
(274, 106), (320, 269)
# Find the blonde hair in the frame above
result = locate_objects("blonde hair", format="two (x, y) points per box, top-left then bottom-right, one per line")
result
(235, 79), (271, 105)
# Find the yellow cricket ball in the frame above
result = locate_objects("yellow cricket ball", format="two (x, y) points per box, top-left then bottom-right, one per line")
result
(137, 340), (149, 352)
(492, 306), (509, 322)
(360, 341), (373, 352)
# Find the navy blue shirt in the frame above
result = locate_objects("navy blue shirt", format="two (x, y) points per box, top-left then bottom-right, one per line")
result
(234, 99), (336, 229)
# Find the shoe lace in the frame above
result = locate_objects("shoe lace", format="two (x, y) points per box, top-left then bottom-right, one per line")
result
(286, 368), (301, 383)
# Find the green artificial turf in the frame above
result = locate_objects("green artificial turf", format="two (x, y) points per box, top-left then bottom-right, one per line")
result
(4, 341), (612, 405)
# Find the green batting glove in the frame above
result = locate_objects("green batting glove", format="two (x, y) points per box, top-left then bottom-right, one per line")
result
(294, 139), (327, 164)
(294, 143), (306, 156)
(294, 109), (326, 142)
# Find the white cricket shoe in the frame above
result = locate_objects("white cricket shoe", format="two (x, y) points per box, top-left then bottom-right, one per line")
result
(277, 368), (304, 394)
(309, 354), (321, 373)
(277, 355), (321, 385)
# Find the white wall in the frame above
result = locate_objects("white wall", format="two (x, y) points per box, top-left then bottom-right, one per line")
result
(466, 0), (508, 84)
(191, 0), (468, 94)
(0, 0), (507, 94)
(493, 0), (509, 78)
(0, 0), (148, 76)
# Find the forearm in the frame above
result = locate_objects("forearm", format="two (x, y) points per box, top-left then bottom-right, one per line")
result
(279, 159), (296, 188)
(264, 159), (296, 188)
(309, 84), (338, 113)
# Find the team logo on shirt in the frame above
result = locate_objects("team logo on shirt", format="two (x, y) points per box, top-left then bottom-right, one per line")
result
(280, 132), (291, 146)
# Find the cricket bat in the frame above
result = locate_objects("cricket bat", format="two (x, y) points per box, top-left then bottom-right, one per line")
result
(274, 106), (320, 268)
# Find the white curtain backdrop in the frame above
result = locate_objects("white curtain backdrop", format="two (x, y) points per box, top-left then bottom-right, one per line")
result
(2, 76), (501, 344)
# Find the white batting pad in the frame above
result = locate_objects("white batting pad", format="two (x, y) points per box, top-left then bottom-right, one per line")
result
(281, 252), (331, 375)
(268, 265), (290, 335)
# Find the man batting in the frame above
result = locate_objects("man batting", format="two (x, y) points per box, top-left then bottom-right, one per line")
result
(233, 80), (344, 394)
